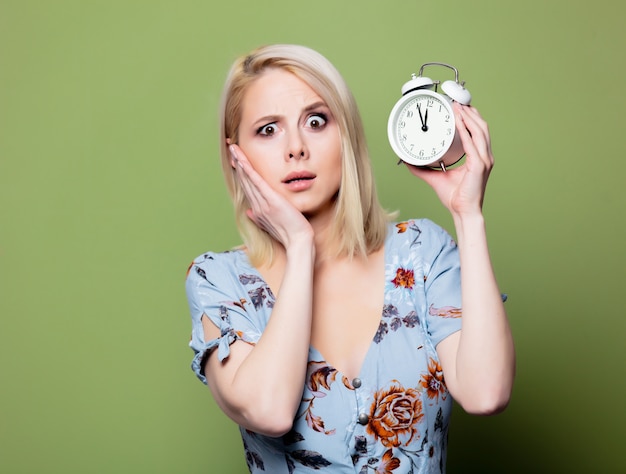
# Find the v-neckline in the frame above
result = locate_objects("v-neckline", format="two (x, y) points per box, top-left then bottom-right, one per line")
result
(236, 226), (392, 381)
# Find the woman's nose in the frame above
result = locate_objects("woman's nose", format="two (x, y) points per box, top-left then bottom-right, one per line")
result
(289, 151), (305, 160)
(285, 131), (308, 161)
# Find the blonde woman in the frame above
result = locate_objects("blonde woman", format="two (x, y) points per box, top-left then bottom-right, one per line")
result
(186, 44), (515, 473)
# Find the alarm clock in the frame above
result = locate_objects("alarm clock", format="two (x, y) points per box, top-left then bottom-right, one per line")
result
(387, 62), (472, 171)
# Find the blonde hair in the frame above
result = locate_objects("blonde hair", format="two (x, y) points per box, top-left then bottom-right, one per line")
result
(219, 44), (392, 265)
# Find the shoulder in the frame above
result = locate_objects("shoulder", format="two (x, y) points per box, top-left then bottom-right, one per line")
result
(388, 218), (455, 249)
(188, 249), (243, 269)
(185, 249), (247, 288)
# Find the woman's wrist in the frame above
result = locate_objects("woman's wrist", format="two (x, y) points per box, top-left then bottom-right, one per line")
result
(452, 210), (485, 238)
(285, 233), (316, 262)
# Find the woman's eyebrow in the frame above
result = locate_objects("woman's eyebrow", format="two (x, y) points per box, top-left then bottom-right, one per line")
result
(303, 101), (328, 112)
(252, 114), (281, 128)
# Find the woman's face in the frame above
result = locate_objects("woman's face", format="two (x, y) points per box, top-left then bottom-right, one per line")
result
(236, 68), (342, 220)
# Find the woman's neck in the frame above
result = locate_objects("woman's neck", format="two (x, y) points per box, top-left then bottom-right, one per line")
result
(264, 210), (336, 270)
(306, 210), (338, 263)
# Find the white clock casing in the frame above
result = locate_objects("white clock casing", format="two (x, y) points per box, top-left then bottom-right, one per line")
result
(387, 66), (471, 170)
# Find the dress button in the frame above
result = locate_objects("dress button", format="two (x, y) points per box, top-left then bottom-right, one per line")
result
(357, 413), (369, 425)
(352, 378), (362, 388)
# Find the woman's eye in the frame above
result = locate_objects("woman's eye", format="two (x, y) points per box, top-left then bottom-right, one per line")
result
(306, 114), (327, 129)
(258, 123), (276, 136)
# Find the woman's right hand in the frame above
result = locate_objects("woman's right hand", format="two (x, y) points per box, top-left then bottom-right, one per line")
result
(229, 144), (314, 249)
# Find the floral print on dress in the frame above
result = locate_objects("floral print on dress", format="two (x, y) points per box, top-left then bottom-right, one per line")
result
(420, 358), (448, 402)
(374, 304), (421, 344)
(366, 449), (402, 474)
(240, 274), (275, 310)
(244, 437), (265, 471)
(391, 267), (415, 289)
(395, 220), (423, 248)
(287, 450), (332, 471)
(428, 304), (462, 319)
(299, 361), (339, 435)
(367, 382), (424, 448)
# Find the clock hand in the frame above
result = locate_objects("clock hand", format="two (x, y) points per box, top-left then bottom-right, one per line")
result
(417, 104), (428, 132)
(424, 108), (428, 131)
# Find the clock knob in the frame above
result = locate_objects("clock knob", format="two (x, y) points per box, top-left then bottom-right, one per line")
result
(401, 74), (434, 95)
(441, 80), (471, 105)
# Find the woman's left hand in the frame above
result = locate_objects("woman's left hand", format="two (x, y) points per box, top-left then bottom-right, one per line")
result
(404, 102), (494, 217)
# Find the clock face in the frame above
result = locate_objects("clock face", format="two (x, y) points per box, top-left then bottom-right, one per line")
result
(388, 89), (456, 166)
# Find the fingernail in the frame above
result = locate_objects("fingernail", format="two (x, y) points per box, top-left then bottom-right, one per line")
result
(229, 145), (238, 161)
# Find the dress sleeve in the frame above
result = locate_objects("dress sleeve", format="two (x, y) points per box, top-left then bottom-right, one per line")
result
(421, 221), (463, 348)
(185, 252), (263, 384)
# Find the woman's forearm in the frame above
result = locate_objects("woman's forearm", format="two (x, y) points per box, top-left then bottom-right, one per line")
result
(444, 212), (515, 414)
(209, 237), (315, 436)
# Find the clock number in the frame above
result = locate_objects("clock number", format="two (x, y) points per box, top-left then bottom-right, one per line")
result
(444, 114), (450, 122)
(401, 133), (407, 141)
(406, 110), (413, 118)
(427, 98), (434, 107)
(446, 127), (452, 136)
(419, 149), (424, 157)
(400, 121), (406, 129)
(431, 147), (437, 156)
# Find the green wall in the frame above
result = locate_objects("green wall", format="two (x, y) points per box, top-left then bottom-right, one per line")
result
(1, 0), (624, 472)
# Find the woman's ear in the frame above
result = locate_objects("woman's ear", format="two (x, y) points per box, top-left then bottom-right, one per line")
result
(225, 138), (236, 168)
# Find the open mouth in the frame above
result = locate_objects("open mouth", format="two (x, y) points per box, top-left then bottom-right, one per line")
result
(283, 172), (316, 184)
(284, 176), (314, 184)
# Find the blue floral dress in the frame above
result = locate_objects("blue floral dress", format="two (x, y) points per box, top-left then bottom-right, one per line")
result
(186, 219), (463, 473)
